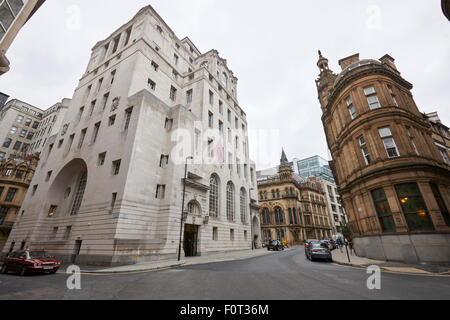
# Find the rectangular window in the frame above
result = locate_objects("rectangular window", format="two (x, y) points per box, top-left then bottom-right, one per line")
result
(5, 188), (18, 202)
(78, 128), (87, 149)
(102, 92), (110, 110)
(0, 207), (9, 225)
(208, 112), (214, 129)
(209, 90), (214, 105)
(19, 129), (27, 138)
(186, 89), (193, 104)
(406, 127), (419, 156)
(110, 193), (117, 213)
(110, 70), (116, 85)
(112, 160), (121, 176)
(3, 138), (12, 148)
(388, 86), (398, 107)
(148, 79), (156, 90)
(124, 107), (133, 131)
(68, 134), (75, 151)
(436, 144), (449, 165)
(173, 54), (179, 65)
(213, 227), (218, 241)
(9, 126), (17, 135)
(124, 27), (132, 47)
(89, 100), (96, 116)
(109, 115), (116, 126)
(92, 122), (101, 143)
(78, 106), (84, 122)
(379, 128), (399, 158)
(160, 155), (169, 168)
(230, 229), (235, 241)
(359, 136), (371, 165)
(170, 86), (177, 101)
(156, 185), (166, 199)
(430, 183), (450, 227)
(165, 118), (173, 131)
(151, 61), (159, 71)
(96, 78), (104, 94)
(364, 86), (381, 110)
(63, 226), (72, 240)
(13, 141), (21, 151)
(98, 152), (106, 166)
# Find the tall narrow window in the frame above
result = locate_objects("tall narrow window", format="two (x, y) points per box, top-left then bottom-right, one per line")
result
(395, 183), (434, 232)
(430, 183), (450, 227)
(226, 182), (235, 221)
(5, 188), (18, 202)
(102, 92), (110, 110)
(170, 86), (177, 101)
(78, 129), (87, 149)
(89, 100), (96, 116)
(388, 85), (398, 107)
(436, 143), (450, 165)
(123, 27), (132, 47)
(208, 112), (214, 129)
(110, 193), (117, 213)
(110, 70), (116, 85)
(186, 89), (193, 104)
(92, 122), (101, 143)
(112, 160), (121, 176)
(359, 136), (371, 165)
(148, 79), (156, 90)
(406, 127), (419, 155)
(156, 185), (166, 199)
(209, 175), (219, 218)
(70, 173), (87, 216)
(371, 188), (396, 232)
(209, 90), (214, 105)
(347, 97), (357, 119)
(78, 106), (84, 122)
(364, 86), (381, 110)
(379, 128), (400, 158)
(160, 155), (169, 168)
(240, 188), (247, 224)
(124, 107), (133, 131)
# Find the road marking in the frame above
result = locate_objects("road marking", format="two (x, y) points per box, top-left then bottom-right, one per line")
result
(331, 263), (450, 277)
(56, 266), (175, 277)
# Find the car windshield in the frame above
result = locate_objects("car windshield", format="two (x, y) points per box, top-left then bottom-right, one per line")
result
(28, 251), (51, 259)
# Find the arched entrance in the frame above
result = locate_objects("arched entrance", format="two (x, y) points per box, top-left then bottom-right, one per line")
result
(252, 215), (260, 248)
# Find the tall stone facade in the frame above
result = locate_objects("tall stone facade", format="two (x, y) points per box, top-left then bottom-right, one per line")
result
(0, 155), (38, 251)
(4, 5), (260, 266)
(257, 151), (333, 246)
(315, 52), (450, 263)
(0, 98), (43, 161)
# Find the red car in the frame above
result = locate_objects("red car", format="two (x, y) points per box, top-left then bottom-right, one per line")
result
(1, 250), (61, 276)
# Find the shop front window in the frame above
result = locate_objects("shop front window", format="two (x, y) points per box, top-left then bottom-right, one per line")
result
(371, 188), (396, 233)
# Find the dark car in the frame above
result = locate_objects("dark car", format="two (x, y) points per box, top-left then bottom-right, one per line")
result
(305, 241), (332, 262)
(1, 250), (61, 276)
(267, 240), (284, 251)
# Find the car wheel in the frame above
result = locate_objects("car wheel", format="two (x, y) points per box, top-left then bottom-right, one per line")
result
(19, 266), (27, 276)
(0, 264), (7, 274)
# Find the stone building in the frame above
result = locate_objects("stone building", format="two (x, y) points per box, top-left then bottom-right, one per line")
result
(315, 51), (450, 263)
(29, 98), (70, 155)
(257, 150), (333, 246)
(0, 0), (46, 75)
(3, 5), (260, 266)
(0, 98), (43, 161)
(0, 155), (38, 251)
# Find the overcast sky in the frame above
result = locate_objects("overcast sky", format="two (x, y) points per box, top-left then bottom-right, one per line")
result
(0, 0), (449, 170)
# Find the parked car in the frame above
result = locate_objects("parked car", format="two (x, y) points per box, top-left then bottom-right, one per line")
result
(1, 250), (61, 276)
(267, 240), (284, 251)
(305, 241), (332, 262)
(323, 238), (337, 250)
(304, 240), (319, 256)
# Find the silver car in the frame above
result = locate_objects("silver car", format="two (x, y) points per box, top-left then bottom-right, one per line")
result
(306, 241), (332, 262)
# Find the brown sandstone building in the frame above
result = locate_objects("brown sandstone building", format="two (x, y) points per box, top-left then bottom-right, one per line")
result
(0, 155), (38, 251)
(315, 52), (450, 263)
(257, 151), (333, 246)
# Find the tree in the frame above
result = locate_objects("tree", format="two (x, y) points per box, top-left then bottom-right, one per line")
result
(340, 220), (352, 240)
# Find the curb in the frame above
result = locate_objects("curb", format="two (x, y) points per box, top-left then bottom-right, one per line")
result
(69, 261), (187, 275)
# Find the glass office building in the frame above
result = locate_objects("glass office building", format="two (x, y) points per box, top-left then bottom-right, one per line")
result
(296, 155), (335, 183)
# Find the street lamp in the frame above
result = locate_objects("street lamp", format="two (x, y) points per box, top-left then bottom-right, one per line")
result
(249, 187), (255, 250)
(178, 156), (193, 261)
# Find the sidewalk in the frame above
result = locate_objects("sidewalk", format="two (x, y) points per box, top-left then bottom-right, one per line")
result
(331, 247), (450, 276)
(62, 248), (277, 274)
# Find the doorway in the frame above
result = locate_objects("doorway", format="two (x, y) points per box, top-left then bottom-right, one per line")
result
(71, 240), (82, 264)
(183, 224), (199, 257)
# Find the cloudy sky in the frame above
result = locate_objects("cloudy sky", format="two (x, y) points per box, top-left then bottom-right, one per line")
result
(0, 0), (449, 170)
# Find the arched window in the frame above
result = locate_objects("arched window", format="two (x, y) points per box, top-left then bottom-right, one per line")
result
(209, 175), (219, 217)
(70, 172), (87, 216)
(188, 201), (201, 215)
(221, 72), (228, 88)
(226, 182), (235, 221)
(240, 188), (247, 224)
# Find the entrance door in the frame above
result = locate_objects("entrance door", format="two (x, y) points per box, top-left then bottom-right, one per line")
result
(71, 240), (82, 264)
(183, 225), (198, 257)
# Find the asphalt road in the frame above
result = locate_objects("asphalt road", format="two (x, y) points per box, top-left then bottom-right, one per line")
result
(0, 248), (449, 300)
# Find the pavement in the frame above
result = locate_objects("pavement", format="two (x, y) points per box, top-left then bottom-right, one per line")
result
(331, 246), (450, 276)
(59, 247), (280, 274)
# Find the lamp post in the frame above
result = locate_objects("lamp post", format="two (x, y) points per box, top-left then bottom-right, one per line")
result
(249, 187), (255, 250)
(178, 156), (193, 261)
